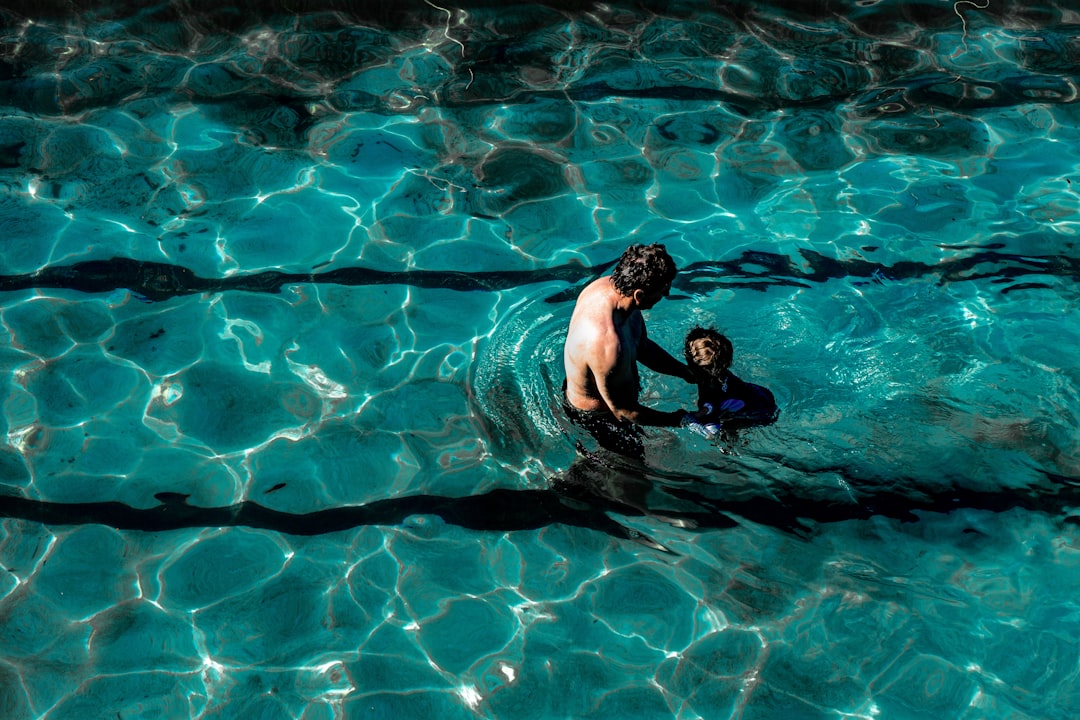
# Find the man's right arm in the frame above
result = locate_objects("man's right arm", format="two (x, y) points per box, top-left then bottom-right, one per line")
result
(591, 350), (687, 427)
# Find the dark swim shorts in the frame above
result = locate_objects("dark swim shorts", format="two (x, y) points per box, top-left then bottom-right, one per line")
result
(562, 388), (645, 459)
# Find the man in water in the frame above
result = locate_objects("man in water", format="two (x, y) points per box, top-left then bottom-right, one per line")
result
(562, 243), (698, 458)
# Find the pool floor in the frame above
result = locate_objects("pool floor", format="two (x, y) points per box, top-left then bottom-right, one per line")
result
(1, 0), (1079, 718)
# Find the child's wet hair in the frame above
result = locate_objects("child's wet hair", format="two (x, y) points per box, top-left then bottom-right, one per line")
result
(684, 326), (733, 383)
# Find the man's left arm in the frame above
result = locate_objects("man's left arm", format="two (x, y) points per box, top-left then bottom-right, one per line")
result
(639, 334), (716, 434)
(638, 337), (694, 383)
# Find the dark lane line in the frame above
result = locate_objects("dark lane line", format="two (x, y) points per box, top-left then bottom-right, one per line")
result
(1, 469), (1078, 546)
(0, 249), (1076, 303)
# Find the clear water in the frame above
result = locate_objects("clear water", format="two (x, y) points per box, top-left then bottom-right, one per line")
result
(1, 0), (1079, 717)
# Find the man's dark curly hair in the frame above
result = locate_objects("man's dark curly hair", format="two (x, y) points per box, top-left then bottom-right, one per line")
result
(610, 243), (677, 297)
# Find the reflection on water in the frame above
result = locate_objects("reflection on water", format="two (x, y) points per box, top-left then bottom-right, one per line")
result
(1, 0), (1079, 718)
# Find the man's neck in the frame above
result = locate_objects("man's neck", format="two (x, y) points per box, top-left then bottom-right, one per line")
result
(606, 278), (636, 314)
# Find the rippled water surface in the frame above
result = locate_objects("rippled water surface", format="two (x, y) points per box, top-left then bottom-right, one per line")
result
(1, 0), (1079, 718)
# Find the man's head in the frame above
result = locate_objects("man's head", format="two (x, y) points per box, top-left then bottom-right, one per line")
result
(684, 326), (733, 383)
(611, 243), (677, 308)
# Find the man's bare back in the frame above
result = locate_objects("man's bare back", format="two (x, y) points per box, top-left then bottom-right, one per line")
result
(562, 244), (694, 433)
(563, 276), (645, 415)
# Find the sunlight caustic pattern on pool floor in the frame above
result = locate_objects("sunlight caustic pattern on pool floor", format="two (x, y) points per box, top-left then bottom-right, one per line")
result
(1, 0), (1079, 718)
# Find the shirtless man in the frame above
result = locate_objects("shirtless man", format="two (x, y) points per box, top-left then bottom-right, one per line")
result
(562, 243), (698, 457)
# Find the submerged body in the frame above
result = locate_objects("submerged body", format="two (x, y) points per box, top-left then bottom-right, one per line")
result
(695, 371), (779, 427)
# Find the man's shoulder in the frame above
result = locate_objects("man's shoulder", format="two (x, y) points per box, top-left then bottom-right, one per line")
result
(573, 283), (618, 324)
(578, 276), (614, 303)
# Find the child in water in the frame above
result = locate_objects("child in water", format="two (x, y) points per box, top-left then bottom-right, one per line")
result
(683, 326), (778, 438)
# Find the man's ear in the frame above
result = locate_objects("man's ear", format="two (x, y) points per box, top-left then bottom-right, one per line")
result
(631, 288), (644, 305)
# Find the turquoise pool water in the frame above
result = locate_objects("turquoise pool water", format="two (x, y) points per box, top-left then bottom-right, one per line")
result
(1, 0), (1079, 717)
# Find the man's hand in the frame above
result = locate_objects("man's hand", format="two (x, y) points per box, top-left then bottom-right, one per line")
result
(680, 412), (720, 438)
